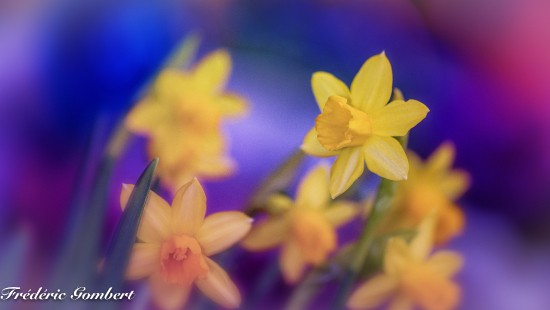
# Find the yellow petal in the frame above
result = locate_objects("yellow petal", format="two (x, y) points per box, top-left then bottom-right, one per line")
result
(347, 274), (398, 309)
(384, 238), (412, 276)
(392, 87), (404, 101)
(197, 211), (253, 256)
(192, 49), (231, 92)
(371, 100), (429, 137)
(363, 135), (408, 181)
(311, 71), (350, 110)
(296, 163), (330, 209)
(329, 146), (365, 198)
(265, 194), (294, 213)
(426, 251), (464, 277)
(195, 257), (241, 309)
(120, 184), (172, 243)
(193, 154), (236, 178)
(350, 52), (392, 113)
(152, 69), (188, 101)
(426, 142), (455, 174)
(324, 201), (358, 227)
(241, 216), (288, 251)
(149, 272), (190, 310)
(440, 170), (470, 200)
(279, 240), (306, 284)
(126, 243), (161, 280)
(435, 204), (465, 245)
(388, 295), (414, 310)
(410, 214), (436, 260)
(217, 94), (248, 117)
(171, 178), (207, 235)
(125, 99), (165, 135)
(300, 128), (339, 157)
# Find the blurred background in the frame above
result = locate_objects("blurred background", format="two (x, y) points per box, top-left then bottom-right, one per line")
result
(1, 0), (550, 309)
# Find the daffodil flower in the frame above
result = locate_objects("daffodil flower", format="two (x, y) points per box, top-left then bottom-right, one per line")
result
(301, 52), (429, 198)
(391, 142), (470, 244)
(347, 216), (463, 310)
(125, 50), (248, 192)
(122, 178), (252, 310)
(241, 164), (357, 283)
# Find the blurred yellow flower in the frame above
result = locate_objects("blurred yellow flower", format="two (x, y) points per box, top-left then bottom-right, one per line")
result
(347, 216), (463, 310)
(391, 142), (470, 244)
(301, 52), (429, 198)
(241, 164), (357, 283)
(122, 178), (252, 310)
(125, 50), (248, 192)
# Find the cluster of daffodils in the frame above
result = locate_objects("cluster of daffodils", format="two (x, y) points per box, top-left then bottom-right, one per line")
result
(121, 49), (469, 310)
(126, 50), (247, 193)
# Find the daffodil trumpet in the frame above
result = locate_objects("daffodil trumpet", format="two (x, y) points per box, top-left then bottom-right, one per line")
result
(301, 52), (429, 198)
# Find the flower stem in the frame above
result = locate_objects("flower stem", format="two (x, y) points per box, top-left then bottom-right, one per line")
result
(329, 135), (407, 309)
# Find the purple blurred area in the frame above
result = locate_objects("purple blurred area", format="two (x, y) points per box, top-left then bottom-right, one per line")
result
(1, 0), (550, 309)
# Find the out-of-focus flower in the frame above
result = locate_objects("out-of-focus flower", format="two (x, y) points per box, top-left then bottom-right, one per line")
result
(301, 53), (429, 198)
(241, 164), (357, 283)
(390, 142), (470, 244)
(122, 178), (252, 310)
(125, 50), (248, 192)
(347, 216), (463, 310)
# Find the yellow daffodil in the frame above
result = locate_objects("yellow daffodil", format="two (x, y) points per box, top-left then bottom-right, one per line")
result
(125, 50), (248, 192)
(390, 142), (470, 244)
(301, 52), (429, 198)
(122, 178), (252, 310)
(347, 216), (463, 310)
(241, 164), (357, 283)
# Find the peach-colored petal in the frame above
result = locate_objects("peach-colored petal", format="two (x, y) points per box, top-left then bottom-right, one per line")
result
(426, 251), (464, 277)
(126, 243), (161, 280)
(241, 216), (289, 251)
(171, 178), (207, 235)
(195, 257), (241, 309)
(296, 163), (330, 210)
(324, 201), (358, 227)
(120, 184), (172, 243)
(149, 272), (190, 310)
(197, 211), (252, 256)
(388, 295), (414, 310)
(279, 240), (306, 284)
(347, 274), (398, 309)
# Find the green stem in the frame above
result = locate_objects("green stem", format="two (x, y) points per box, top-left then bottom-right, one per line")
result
(330, 135), (408, 309)
(330, 179), (396, 309)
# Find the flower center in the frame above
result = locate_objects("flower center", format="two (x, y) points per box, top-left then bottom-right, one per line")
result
(315, 95), (372, 151)
(400, 264), (460, 310)
(291, 210), (336, 265)
(160, 235), (209, 286)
